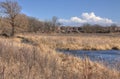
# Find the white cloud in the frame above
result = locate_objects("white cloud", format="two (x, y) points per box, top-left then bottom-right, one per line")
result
(58, 12), (114, 26)
(71, 17), (86, 23)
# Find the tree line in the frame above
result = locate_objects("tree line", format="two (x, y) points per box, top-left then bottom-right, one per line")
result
(60, 24), (120, 33)
(0, 0), (120, 37)
(0, 0), (61, 36)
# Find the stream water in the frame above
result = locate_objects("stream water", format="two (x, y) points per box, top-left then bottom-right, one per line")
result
(58, 49), (120, 70)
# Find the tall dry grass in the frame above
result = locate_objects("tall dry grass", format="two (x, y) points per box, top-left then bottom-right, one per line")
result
(0, 34), (120, 79)
(17, 34), (120, 50)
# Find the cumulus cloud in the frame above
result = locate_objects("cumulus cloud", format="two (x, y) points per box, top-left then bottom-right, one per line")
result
(59, 12), (114, 26)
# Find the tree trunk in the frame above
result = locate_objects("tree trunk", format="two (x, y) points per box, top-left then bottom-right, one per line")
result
(11, 25), (14, 36)
(11, 18), (15, 36)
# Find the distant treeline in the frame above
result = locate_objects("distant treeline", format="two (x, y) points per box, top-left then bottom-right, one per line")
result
(0, 15), (120, 35)
(59, 24), (120, 33)
(0, 0), (120, 37)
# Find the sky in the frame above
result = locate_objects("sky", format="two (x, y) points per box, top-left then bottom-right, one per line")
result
(5, 0), (120, 26)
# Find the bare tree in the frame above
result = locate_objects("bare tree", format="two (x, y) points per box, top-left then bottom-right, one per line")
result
(27, 17), (44, 33)
(51, 16), (61, 32)
(0, 0), (21, 36)
(52, 16), (57, 27)
(15, 14), (28, 33)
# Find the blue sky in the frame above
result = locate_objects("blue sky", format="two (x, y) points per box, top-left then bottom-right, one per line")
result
(12, 0), (120, 25)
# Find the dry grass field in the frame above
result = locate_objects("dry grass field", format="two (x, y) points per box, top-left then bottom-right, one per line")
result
(0, 33), (120, 79)
(17, 33), (120, 50)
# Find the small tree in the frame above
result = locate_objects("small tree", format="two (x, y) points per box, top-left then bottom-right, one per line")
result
(52, 16), (57, 26)
(51, 16), (61, 32)
(15, 14), (28, 33)
(0, 0), (21, 36)
(27, 17), (44, 33)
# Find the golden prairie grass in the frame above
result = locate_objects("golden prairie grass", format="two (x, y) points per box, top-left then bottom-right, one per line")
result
(0, 34), (120, 79)
(17, 34), (120, 50)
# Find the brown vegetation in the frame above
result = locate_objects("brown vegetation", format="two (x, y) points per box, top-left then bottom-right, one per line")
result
(0, 34), (120, 79)
(0, 1), (120, 79)
(0, 0), (21, 36)
(18, 34), (120, 50)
